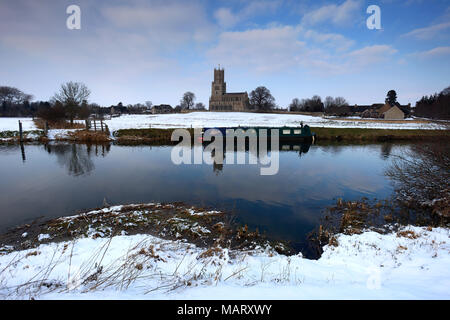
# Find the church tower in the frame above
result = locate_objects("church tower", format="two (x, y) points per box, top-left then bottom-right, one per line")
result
(211, 68), (226, 97)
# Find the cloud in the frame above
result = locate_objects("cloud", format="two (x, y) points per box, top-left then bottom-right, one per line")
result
(207, 26), (306, 73)
(402, 22), (450, 40)
(348, 45), (397, 67)
(214, 8), (240, 28)
(302, 29), (355, 52)
(214, 0), (281, 29)
(208, 24), (395, 76)
(102, 2), (214, 44)
(301, 0), (362, 27)
(412, 46), (450, 59)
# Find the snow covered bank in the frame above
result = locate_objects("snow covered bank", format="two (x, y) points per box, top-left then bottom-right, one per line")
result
(103, 113), (446, 131)
(0, 226), (448, 299)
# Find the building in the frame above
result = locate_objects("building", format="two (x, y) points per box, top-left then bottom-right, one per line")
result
(209, 68), (250, 111)
(359, 103), (409, 119)
(383, 105), (405, 120)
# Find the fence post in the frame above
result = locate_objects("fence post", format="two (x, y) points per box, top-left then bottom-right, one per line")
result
(18, 120), (23, 142)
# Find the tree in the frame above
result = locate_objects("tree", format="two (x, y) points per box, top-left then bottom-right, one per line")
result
(415, 88), (450, 120)
(78, 100), (91, 120)
(52, 81), (91, 123)
(324, 96), (334, 109)
(386, 90), (398, 106)
(249, 86), (275, 111)
(194, 102), (206, 110)
(289, 98), (301, 111)
(334, 97), (348, 107)
(323, 96), (349, 115)
(441, 86), (450, 96)
(145, 101), (153, 109)
(0, 86), (33, 104)
(180, 92), (195, 110)
(306, 95), (324, 112)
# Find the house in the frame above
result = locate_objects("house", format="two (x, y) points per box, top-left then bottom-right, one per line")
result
(359, 103), (409, 119)
(151, 104), (173, 114)
(383, 105), (405, 120)
(377, 103), (392, 114)
(353, 104), (384, 117)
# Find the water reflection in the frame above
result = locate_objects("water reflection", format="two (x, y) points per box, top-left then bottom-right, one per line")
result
(0, 142), (409, 257)
(44, 143), (110, 177)
(380, 143), (393, 159)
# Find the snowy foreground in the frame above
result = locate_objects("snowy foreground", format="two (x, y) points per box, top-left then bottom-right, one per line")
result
(0, 225), (449, 299)
(0, 113), (446, 137)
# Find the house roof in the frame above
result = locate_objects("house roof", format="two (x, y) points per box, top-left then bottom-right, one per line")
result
(377, 103), (391, 114)
(383, 105), (404, 115)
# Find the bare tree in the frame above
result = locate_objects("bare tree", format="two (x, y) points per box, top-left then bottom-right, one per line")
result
(0, 86), (33, 104)
(334, 97), (348, 107)
(324, 96), (334, 109)
(180, 92), (195, 110)
(53, 81), (90, 106)
(52, 82), (91, 123)
(289, 98), (301, 111)
(386, 143), (450, 217)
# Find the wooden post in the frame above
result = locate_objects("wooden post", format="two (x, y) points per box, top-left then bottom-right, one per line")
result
(20, 142), (26, 162)
(101, 120), (104, 132)
(18, 120), (23, 142)
(94, 119), (97, 132)
(44, 121), (49, 135)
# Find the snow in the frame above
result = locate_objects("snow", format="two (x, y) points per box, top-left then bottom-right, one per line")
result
(103, 113), (446, 131)
(0, 118), (37, 131)
(37, 234), (51, 241)
(0, 113), (446, 142)
(0, 225), (448, 299)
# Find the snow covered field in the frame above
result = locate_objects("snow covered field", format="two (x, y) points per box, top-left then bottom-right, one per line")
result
(102, 113), (446, 131)
(0, 113), (446, 141)
(1, 225), (448, 299)
(0, 114), (446, 136)
(0, 117), (37, 131)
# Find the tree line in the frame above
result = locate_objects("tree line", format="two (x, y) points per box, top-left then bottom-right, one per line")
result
(1, 83), (448, 119)
(414, 87), (450, 120)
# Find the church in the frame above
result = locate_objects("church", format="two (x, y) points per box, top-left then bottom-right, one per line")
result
(209, 68), (250, 111)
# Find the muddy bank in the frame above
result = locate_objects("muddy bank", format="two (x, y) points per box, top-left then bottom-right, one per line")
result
(0, 203), (292, 256)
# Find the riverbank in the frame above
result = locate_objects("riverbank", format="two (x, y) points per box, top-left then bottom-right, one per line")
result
(1, 127), (448, 144)
(0, 201), (448, 299)
(0, 222), (448, 299)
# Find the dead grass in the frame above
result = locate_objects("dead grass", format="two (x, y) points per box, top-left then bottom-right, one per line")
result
(397, 230), (419, 239)
(64, 130), (111, 143)
(312, 127), (450, 142)
(33, 119), (85, 130)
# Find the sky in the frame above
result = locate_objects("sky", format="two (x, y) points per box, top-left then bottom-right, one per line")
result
(0, 0), (449, 108)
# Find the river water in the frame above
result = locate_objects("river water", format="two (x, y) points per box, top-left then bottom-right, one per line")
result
(0, 142), (409, 254)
